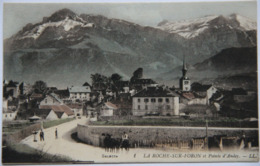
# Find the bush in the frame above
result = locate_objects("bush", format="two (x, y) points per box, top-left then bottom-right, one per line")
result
(2, 144), (71, 163)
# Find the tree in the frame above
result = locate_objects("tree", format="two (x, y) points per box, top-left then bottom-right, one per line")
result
(91, 73), (106, 85)
(109, 73), (123, 93)
(33, 81), (47, 94)
(111, 73), (122, 83)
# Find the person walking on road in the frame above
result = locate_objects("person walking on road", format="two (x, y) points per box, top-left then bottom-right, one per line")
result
(39, 130), (44, 141)
(39, 130), (42, 141)
(55, 128), (58, 139)
(42, 130), (44, 141)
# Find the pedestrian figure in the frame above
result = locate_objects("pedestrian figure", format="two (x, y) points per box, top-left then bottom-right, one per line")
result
(39, 130), (44, 141)
(121, 132), (130, 151)
(55, 128), (58, 139)
(41, 130), (44, 141)
(32, 130), (38, 142)
(40, 130), (45, 141)
(39, 130), (42, 141)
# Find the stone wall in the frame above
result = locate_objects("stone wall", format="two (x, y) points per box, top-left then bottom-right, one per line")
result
(3, 122), (41, 146)
(77, 124), (258, 147)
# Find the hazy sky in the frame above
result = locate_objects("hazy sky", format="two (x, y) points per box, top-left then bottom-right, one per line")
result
(3, 1), (257, 39)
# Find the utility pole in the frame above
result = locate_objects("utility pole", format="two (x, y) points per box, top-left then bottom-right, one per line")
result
(205, 119), (209, 150)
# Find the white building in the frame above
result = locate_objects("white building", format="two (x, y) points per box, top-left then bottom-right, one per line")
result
(3, 110), (17, 121)
(100, 102), (118, 116)
(40, 93), (63, 106)
(39, 105), (75, 118)
(191, 83), (217, 105)
(69, 86), (91, 102)
(132, 87), (179, 116)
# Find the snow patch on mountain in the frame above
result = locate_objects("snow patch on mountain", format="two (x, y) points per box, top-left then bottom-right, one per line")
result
(20, 17), (94, 40)
(232, 14), (256, 31)
(157, 15), (218, 39)
(157, 14), (256, 39)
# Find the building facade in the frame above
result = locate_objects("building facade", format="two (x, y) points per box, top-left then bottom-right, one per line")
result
(132, 87), (179, 116)
(100, 102), (118, 116)
(69, 86), (91, 102)
(40, 93), (63, 106)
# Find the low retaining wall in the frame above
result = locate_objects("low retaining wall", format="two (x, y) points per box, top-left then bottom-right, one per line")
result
(3, 123), (41, 146)
(77, 124), (258, 147)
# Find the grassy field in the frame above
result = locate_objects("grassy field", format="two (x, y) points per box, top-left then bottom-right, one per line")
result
(43, 118), (75, 129)
(90, 118), (257, 128)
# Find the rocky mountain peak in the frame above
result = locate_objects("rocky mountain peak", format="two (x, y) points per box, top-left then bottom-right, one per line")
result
(157, 19), (169, 26)
(157, 14), (256, 39)
(46, 8), (78, 22)
(228, 13), (257, 31)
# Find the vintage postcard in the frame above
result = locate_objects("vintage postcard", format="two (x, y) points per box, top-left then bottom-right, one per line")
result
(1, 0), (259, 164)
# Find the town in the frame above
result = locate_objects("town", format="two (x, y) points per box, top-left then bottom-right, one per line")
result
(2, 60), (258, 154)
(3, 60), (257, 123)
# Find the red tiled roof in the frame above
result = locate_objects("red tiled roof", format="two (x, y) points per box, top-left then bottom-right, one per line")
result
(39, 105), (74, 116)
(66, 103), (83, 109)
(105, 102), (118, 109)
(182, 92), (195, 100)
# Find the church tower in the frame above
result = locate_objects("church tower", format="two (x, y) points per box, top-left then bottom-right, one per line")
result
(179, 56), (191, 91)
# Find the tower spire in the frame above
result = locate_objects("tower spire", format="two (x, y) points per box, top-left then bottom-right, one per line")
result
(183, 55), (187, 70)
(179, 55), (191, 91)
(182, 55), (187, 78)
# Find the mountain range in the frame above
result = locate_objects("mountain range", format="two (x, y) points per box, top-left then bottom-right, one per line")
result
(4, 8), (257, 88)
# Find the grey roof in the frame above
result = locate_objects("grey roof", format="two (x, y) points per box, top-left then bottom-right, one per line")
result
(191, 83), (213, 92)
(69, 86), (91, 93)
(83, 82), (91, 87)
(49, 93), (63, 103)
(133, 87), (178, 97)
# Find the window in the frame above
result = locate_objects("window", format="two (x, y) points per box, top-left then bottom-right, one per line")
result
(5, 115), (7, 118)
(45, 99), (47, 104)
(138, 105), (140, 109)
(144, 98), (149, 103)
(151, 98), (156, 103)
(166, 105), (170, 109)
(138, 98), (141, 102)
(184, 81), (189, 85)
(158, 98), (163, 102)
(10, 114), (12, 117)
(166, 98), (169, 103)
(145, 105), (148, 110)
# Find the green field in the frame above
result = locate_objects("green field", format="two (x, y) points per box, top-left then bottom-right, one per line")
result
(43, 118), (75, 129)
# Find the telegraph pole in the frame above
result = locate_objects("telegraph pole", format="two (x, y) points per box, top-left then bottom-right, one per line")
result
(205, 119), (209, 150)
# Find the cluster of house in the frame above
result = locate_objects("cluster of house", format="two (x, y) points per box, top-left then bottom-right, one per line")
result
(2, 60), (257, 122)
